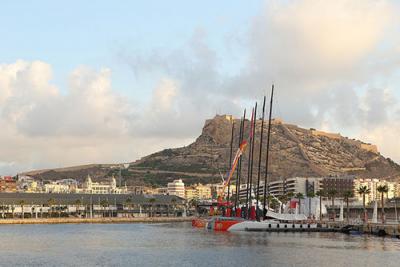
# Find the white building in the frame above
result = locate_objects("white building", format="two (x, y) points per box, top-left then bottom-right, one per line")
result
(257, 177), (323, 197)
(44, 182), (70, 193)
(167, 179), (185, 198)
(285, 177), (322, 195)
(354, 178), (398, 204)
(81, 175), (127, 194)
(17, 176), (40, 192)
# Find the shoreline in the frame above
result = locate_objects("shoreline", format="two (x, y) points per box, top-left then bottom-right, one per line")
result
(0, 217), (194, 225)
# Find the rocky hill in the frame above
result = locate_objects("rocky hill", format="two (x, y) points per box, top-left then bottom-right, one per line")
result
(23, 115), (400, 186)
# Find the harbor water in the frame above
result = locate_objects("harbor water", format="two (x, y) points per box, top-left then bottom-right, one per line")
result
(0, 222), (399, 266)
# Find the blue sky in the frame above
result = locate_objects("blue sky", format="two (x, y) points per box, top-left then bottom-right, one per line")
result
(0, 0), (262, 98)
(0, 0), (400, 175)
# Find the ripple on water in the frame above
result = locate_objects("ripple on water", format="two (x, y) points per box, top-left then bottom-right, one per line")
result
(0, 222), (399, 267)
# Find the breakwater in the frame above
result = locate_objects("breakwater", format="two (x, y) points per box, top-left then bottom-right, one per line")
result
(0, 216), (193, 225)
(325, 221), (400, 237)
(243, 221), (400, 237)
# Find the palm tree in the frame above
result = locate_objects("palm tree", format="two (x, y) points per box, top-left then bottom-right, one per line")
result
(125, 197), (133, 217)
(0, 204), (4, 219)
(18, 200), (26, 219)
(266, 195), (275, 210)
(357, 186), (371, 223)
(47, 198), (56, 218)
(377, 184), (389, 224)
(316, 190), (325, 221)
(171, 198), (177, 217)
(306, 192), (315, 218)
(270, 198), (279, 210)
(327, 189), (337, 221)
(295, 193), (304, 214)
(278, 195), (288, 213)
(149, 198), (156, 217)
(286, 192), (295, 200)
(343, 190), (354, 223)
(100, 199), (109, 217)
(74, 199), (82, 217)
(188, 199), (198, 216)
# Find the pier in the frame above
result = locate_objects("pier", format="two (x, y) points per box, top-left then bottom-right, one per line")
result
(243, 221), (400, 237)
(0, 216), (193, 225)
(327, 222), (400, 237)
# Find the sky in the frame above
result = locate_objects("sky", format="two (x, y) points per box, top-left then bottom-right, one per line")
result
(0, 0), (400, 175)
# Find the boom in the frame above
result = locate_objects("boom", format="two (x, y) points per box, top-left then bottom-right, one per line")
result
(218, 140), (248, 202)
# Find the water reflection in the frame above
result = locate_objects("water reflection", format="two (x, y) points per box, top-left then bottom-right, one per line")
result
(0, 222), (398, 266)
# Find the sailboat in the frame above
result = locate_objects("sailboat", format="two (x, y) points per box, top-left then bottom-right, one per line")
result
(193, 85), (317, 232)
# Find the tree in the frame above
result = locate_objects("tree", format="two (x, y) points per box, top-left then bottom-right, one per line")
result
(343, 190), (354, 223)
(18, 200), (26, 219)
(188, 199), (198, 216)
(295, 193), (304, 214)
(125, 197), (133, 217)
(316, 190), (325, 221)
(357, 186), (371, 223)
(278, 195), (288, 213)
(74, 199), (82, 217)
(286, 192), (295, 200)
(327, 189), (338, 221)
(149, 198), (156, 217)
(100, 199), (109, 217)
(306, 192), (315, 218)
(171, 198), (177, 217)
(377, 184), (389, 224)
(47, 198), (56, 218)
(267, 196), (279, 211)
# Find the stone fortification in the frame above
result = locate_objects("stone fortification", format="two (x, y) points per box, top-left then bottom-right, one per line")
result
(133, 115), (399, 184)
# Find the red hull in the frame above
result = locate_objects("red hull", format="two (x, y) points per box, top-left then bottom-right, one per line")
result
(192, 218), (207, 228)
(192, 217), (244, 231)
(213, 219), (241, 231)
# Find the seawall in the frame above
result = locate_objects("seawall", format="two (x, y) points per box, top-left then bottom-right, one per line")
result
(0, 217), (193, 225)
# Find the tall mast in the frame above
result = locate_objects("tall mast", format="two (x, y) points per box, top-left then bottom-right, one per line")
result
(248, 102), (257, 218)
(227, 120), (235, 205)
(263, 84), (275, 218)
(255, 96), (266, 221)
(245, 107), (255, 219)
(235, 110), (246, 210)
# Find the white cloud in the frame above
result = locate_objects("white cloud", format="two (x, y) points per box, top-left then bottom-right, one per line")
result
(0, 61), (192, 175)
(1, 0), (400, 175)
(122, 0), (400, 162)
(152, 78), (178, 112)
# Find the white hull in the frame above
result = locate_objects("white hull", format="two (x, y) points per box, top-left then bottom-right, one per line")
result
(265, 210), (307, 221)
(228, 220), (318, 232)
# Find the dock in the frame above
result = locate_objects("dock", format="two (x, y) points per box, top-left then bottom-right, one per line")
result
(0, 216), (194, 225)
(245, 227), (336, 233)
(245, 221), (400, 237)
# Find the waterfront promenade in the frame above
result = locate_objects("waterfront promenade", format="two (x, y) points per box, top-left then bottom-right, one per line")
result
(0, 216), (193, 225)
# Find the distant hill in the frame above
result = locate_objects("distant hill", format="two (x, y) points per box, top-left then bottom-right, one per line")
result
(23, 115), (400, 186)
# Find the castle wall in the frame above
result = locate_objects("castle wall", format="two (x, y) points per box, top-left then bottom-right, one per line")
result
(311, 130), (341, 139)
(361, 144), (378, 154)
